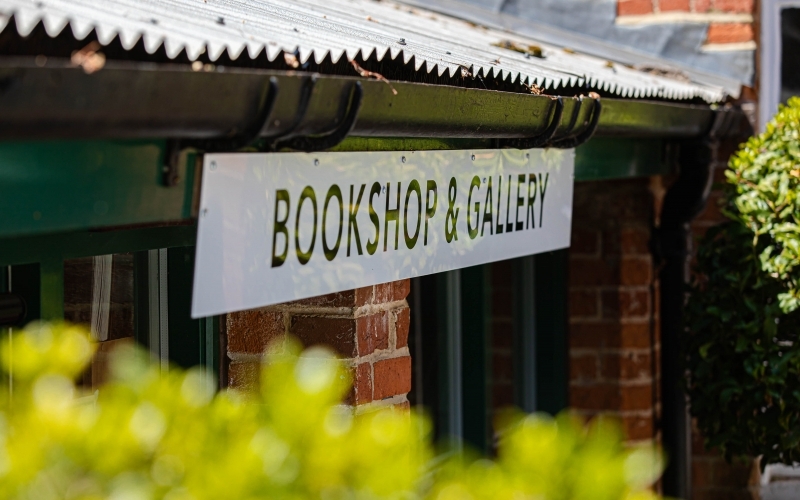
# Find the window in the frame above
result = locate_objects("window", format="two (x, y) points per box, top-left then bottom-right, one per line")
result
(1, 246), (220, 392)
(759, 0), (800, 129)
(407, 251), (568, 453)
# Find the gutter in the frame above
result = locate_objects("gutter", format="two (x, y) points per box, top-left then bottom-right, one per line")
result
(0, 58), (732, 143)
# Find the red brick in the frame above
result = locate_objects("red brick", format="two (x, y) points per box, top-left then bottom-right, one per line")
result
(374, 283), (394, 304)
(570, 228), (600, 255)
(569, 258), (619, 287)
(493, 288), (513, 317)
(706, 23), (754, 44)
(570, 354), (599, 382)
(712, 460), (752, 489)
(692, 459), (713, 490)
(491, 260), (514, 288)
(492, 322), (513, 350)
(492, 351), (514, 382)
(659, 0), (690, 11)
(290, 316), (356, 357)
(618, 227), (651, 255)
(570, 289), (599, 318)
(620, 257), (652, 286)
(392, 279), (411, 302)
(713, 0), (753, 13)
(395, 307), (410, 348)
(228, 361), (260, 393)
(600, 351), (652, 381)
(601, 289), (650, 319)
(621, 414), (654, 441)
(694, 0), (711, 11)
(696, 191), (724, 223)
(373, 356), (412, 399)
(355, 286), (373, 306)
(492, 383), (515, 410)
(618, 0), (653, 15)
(356, 311), (390, 355)
(570, 322), (653, 349)
(295, 290), (356, 307)
(353, 362), (373, 405)
(226, 309), (284, 354)
(570, 383), (653, 411)
(570, 257), (651, 287)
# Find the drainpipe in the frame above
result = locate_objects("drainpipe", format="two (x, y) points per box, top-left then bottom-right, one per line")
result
(658, 139), (713, 499)
(657, 108), (745, 499)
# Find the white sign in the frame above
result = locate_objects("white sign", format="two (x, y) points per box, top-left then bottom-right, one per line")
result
(192, 149), (574, 318)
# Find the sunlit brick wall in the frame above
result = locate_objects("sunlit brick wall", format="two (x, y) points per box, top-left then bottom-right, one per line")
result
(567, 178), (660, 443)
(225, 280), (412, 411)
(617, 0), (755, 50)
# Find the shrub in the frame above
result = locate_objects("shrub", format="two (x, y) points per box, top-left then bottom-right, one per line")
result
(685, 97), (800, 465)
(0, 322), (662, 499)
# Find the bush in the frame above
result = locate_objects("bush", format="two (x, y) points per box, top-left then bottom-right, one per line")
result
(0, 322), (662, 499)
(685, 97), (800, 465)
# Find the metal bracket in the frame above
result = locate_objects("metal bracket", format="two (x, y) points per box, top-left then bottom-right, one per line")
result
(278, 81), (364, 152)
(162, 76), (279, 186)
(549, 98), (602, 149)
(544, 96), (583, 146)
(263, 75), (317, 152)
(500, 97), (564, 150)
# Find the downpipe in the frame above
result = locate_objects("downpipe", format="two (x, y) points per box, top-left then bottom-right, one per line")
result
(657, 139), (714, 499)
(656, 106), (750, 499)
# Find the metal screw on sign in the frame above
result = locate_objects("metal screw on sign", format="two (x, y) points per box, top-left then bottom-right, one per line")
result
(471, 154), (476, 161)
(526, 153), (530, 159)
(314, 159), (320, 166)
(210, 161), (217, 171)
(401, 156), (406, 163)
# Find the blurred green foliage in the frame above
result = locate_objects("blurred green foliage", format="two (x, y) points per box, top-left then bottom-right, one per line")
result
(0, 322), (662, 499)
(685, 97), (800, 465)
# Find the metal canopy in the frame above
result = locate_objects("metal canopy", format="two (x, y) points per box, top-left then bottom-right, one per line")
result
(0, 0), (726, 102)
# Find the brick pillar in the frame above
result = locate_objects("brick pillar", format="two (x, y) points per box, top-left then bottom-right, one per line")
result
(567, 178), (659, 443)
(225, 280), (412, 411)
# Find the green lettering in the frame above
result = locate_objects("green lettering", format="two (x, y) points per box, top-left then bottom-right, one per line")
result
(322, 184), (343, 261)
(271, 189), (290, 268)
(347, 184), (365, 256)
(295, 186), (317, 265)
(424, 180), (438, 245)
(366, 182), (381, 255)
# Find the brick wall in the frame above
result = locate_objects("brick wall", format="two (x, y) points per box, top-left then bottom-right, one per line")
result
(225, 280), (412, 411)
(568, 178), (660, 443)
(616, 0), (755, 49)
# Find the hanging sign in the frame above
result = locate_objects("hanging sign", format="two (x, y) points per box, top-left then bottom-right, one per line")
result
(192, 148), (574, 318)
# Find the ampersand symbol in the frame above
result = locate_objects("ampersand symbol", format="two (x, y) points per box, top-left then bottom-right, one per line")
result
(445, 177), (459, 243)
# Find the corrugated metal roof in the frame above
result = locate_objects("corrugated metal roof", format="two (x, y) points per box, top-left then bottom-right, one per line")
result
(0, 0), (727, 102)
